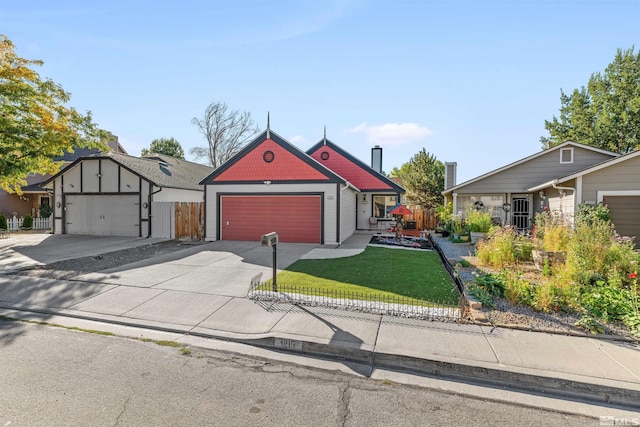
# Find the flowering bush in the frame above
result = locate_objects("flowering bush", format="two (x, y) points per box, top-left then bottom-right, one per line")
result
(532, 208), (570, 252)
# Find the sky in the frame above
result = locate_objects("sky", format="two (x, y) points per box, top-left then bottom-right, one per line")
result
(2, 0), (639, 184)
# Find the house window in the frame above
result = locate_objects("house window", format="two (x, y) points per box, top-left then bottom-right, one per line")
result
(373, 195), (397, 218)
(40, 196), (50, 207)
(456, 194), (505, 222)
(560, 148), (573, 164)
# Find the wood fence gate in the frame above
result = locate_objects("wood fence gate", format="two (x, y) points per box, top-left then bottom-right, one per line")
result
(406, 208), (438, 231)
(151, 202), (204, 240)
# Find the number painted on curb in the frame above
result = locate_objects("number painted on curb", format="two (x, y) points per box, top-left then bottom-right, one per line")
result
(275, 338), (302, 351)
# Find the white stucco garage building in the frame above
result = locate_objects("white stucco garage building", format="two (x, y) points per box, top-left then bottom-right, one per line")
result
(46, 153), (213, 237)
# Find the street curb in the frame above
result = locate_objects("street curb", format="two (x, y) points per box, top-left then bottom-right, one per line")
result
(2, 305), (638, 412)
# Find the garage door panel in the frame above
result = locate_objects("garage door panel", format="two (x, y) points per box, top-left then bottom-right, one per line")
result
(605, 196), (640, 246)
(66, 195), (139, 237)
(221, 196), (321, 243)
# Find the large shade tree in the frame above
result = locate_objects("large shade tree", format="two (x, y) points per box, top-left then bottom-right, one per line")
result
(0, 35), (104, 193)
(392, 149), (444, 209)
(541, 47), (640, 154)
(190, 101), (260, 168)
(141, 137), (185, 159)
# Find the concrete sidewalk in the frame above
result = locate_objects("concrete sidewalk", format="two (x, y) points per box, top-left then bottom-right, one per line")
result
(0, 233), (638, 417)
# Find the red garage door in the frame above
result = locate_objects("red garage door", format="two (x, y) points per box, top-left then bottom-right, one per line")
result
(221, 195), (322, 243)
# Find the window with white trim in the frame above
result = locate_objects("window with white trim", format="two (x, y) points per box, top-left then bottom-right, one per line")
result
(560, 148), (573, 164)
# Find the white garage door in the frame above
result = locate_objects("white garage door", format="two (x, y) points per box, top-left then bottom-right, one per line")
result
(65, 195), (139, 236)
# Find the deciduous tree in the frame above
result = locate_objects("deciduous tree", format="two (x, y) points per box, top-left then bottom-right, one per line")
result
(0, 35), (104, 193)
(190, 101), (260, 168)
(141, 137), (185, 159)
(396, 149), (444, 209)
(541, 47), (640, 153)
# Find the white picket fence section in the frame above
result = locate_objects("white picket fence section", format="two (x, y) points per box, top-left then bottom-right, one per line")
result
(5, 216), (52, 231)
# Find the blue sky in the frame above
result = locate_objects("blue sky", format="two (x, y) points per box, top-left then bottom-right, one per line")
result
(2, 0), (638, 184)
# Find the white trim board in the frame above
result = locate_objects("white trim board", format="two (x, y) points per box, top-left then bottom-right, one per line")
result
(597, 190), (640, 203)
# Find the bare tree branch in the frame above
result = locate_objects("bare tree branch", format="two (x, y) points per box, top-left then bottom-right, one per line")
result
(190, 102), (260, 168)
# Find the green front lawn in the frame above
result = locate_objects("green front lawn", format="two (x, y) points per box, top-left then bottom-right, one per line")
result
(263, 246), (459, 305)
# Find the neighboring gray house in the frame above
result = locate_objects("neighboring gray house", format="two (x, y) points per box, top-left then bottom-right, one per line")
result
(44, 153), (213, 237)
(528, 148), (640, 244)
(442, 142), (620, 231)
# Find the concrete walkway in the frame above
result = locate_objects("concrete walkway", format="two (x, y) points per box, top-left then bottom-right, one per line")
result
(0, 232), (638, 418)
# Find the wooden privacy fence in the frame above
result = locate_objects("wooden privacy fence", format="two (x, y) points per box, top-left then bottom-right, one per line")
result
(402, 208), (438, 231)
(175, 202), (204, 240)
(151, 202), (204, 240)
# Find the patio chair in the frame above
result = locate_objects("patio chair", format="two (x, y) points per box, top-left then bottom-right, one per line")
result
(369, 217), (378, 231)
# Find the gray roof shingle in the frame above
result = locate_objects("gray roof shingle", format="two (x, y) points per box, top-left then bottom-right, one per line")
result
(109, 153), (214, 191)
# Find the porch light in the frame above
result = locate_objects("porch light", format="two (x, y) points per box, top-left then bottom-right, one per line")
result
(502, 202), (511, 225)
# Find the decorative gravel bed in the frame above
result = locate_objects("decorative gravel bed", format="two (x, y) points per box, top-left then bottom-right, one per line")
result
(455, 263), (638, 341)
(12, 240), (193, 280)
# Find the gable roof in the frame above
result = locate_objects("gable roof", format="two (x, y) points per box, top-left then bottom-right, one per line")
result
(53, 134), (128, 162)
(306, 139), (405, 193)
(199, 130), (351, 186)
(443, 141), (618, 195)
(528, 148), (640, 192)
(45, 152), (213, 191)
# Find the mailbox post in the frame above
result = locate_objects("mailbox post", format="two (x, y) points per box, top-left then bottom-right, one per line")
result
(261, 232), (279, 292)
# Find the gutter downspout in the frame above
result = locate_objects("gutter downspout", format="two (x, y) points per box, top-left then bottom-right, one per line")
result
(552, 180), (576, 217)
(148, 187), (163, 238)
(339, 181), (356, 246)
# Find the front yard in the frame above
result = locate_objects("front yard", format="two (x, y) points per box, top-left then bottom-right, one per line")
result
(263, 246), (459, 306)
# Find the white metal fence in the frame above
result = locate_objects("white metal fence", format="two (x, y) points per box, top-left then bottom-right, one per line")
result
(4, 216), (52, 231)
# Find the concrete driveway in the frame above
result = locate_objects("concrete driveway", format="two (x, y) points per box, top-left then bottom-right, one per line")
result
(0, 234), (168, 274)
(73, 240), (321, 298)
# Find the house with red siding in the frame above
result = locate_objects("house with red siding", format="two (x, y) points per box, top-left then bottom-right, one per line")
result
(200, 128), (404, 244)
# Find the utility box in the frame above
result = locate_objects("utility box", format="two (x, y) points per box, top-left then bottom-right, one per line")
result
(261, 232), (278, 247)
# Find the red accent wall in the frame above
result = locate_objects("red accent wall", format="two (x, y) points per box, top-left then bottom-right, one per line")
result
(221, 195), (321, 243)
(309, 146), (392, 190)
(213, 139), (330, 182)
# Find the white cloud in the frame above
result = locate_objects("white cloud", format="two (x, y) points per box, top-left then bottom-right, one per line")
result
(346, 122), (433, 146)
(289, 135), (307, 145)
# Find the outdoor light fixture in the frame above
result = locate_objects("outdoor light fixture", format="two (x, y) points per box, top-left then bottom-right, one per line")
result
(502, 202), (511, 225)
(264, 180), (271, 185)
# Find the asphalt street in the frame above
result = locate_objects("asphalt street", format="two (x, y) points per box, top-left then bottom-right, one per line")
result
(0, 320), (598, 427)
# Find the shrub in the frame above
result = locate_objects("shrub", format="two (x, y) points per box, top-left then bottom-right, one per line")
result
(575, 203), (611, 227)
(499, 270), (533, 306)
(532, 272), (580, 313)
(475, 273), (505, 297)
(39, 203), (52, 218)
(581, 280), (632, 323)
(533, 209), (571, 252)
(476, 226), (517, 267)
(566, 217), (615, 284)
(22, 214), (33, 229)
(514, 238), (534, 262)
(467, 273), (505, 309)
(436, 202), (453, 224)
(0, 214), (6, 230)
(466, 208), (493, 233)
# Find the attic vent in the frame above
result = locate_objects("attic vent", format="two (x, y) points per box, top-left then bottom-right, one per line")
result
(560, 148), (573, 164)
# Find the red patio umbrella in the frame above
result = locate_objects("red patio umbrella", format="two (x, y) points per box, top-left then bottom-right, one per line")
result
(388, 204), (412, 216)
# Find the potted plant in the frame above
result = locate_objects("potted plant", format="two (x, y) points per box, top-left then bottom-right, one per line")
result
(450, 217), (463, 240)
(435, 202), (453, 234)
(467, 208), (493, 243)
